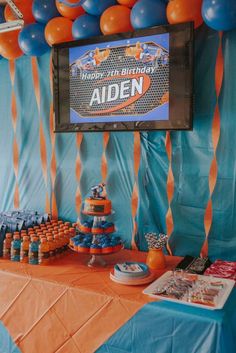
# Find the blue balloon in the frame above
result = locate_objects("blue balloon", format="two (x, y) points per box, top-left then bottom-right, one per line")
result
(32, 0), (60, 24)
(72, 14), (101, 39)
(202, 0), (236, 31)
(19, 24), (50, 57)
(82, 0), (116, 16)
(131, 0), (167, 30)
(0, 5), (5, 24)
(57, 0), (87, 6)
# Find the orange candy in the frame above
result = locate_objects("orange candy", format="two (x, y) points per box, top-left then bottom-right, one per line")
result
(5, 0), (35, 25)
(100, 5), (133, 35)
(45, 17), (73, 46)
(167, 0), (203, 29)
(56, 0), (85, 20)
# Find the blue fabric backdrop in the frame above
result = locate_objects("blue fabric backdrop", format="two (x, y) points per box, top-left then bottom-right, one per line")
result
(0, 25), (235, 260)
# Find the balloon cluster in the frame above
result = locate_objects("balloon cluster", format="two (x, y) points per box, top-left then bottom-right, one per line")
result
(0, 0), (235, 60)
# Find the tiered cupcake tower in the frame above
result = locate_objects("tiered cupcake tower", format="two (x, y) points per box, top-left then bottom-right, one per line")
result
(70, 184), (123, 267)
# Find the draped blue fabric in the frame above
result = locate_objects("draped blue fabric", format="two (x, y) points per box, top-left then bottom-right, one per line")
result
(136, 131), (168, 251)
(96, 289), (236, 353)
(208, 30), (236, 261)
(168, 26), (219, 257)
(0, 322), (21, 353)
(15, 56), (46, 211)
(0, 59), (15, 210)
(0, 25), (235, 258)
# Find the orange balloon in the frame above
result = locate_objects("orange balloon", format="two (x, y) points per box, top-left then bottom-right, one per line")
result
(167, 0), (203, 29)
(117, 0), (137, 7)
(45, 17), (73, 47)
(5, 0), (35, 25)
(100, 5), (133, 35)
(0, 30), (23, 60)
(56, 0), (85, 20)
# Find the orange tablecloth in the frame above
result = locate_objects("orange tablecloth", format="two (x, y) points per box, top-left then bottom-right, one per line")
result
(0, 250), (181, 353)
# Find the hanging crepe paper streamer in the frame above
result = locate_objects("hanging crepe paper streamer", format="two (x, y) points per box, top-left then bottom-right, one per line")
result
(49, 54), (58, 219)
(200, 32), (223, 258)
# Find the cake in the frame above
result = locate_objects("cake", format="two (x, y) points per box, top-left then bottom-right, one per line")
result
(80, 220), (93, 233)
(70, 184), (123, 256)
(83, 197), (112, 216)
(114, 262), (150, 280)
(83, 183), (112, 216)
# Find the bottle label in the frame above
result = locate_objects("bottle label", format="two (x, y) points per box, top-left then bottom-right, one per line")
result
(13, 248), (20, 256)
(3, 248), (11, 258)
(20, 250), (29, 262)
(49, 250), (55, 257)
(11, 247), (20, 261)
(39, 251), (50, 260)
(29, 251), (38, 264)
(23, 250), (29, 257)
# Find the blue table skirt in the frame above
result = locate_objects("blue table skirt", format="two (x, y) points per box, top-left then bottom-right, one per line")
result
(0, 322), (21, 353)
(96, 288), (236, 353)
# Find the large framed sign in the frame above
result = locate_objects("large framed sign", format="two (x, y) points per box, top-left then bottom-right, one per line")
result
(53, 22), (193, 132)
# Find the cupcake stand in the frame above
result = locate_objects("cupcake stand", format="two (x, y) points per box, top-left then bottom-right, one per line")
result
(70, 211), (123, 267)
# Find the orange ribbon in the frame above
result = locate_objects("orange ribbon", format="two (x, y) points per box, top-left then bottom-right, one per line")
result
(201, 32), (223, 257)
(75, 133), (83, 220)
(9, 60), (19, 209)
(49, 54), (58, 219)
(165, 131), (173, 256)
(31, 57), (50, 213)
(131, 131), (140, 250)
(101, 132), (110, 182)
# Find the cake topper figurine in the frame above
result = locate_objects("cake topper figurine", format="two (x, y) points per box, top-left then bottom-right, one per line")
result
(91, 183), (106, 199)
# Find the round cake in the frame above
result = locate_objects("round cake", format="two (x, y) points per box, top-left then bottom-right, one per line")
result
(114, 262), (149, 280)
(83, 197), (112, 216)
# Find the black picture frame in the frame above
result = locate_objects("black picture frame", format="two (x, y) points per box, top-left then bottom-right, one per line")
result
(53, 22), (194, 133)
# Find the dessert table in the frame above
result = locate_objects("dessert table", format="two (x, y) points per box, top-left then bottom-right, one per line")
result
(0, 250), (235, 353)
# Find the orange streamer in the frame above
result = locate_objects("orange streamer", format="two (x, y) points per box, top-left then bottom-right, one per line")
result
(165, 132), (173, 256)
(49, 54), (58, 219)
(131, 132), (140, 250)
(31, 57), (40, 110)
(101, 132), (110, 182)
(201, 32), (223, 257)
(9, 60), (20, 209)
(75, 133), (83, 219)
(31, 57), (50, 213)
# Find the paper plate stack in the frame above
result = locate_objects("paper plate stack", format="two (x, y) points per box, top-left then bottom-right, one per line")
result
(110, 262), (155, 285)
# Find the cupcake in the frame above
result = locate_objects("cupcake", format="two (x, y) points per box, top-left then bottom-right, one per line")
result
(90, 244), (102, 254)
(103, 222), (115, 234)
(80, 221), (92, 233)
(91, 225), (103, 234)
(101, 242), (113, 254)
(77, 243), (90, 253)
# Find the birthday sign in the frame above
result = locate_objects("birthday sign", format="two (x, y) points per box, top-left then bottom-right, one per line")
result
(69, 35), (169, 121)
